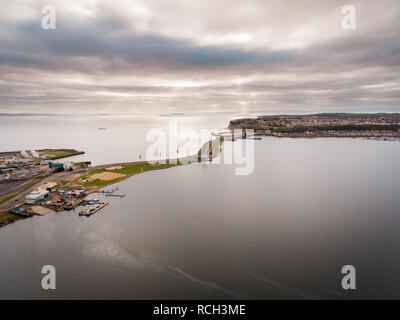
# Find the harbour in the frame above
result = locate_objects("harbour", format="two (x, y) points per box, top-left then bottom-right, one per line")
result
(3, 0), (399, 303)
(1, 136), (400, 299)
(79, 202), (109, 217)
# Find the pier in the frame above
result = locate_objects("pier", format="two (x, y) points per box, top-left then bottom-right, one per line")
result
(79, 202), (109, 217)
(94, 186), (119, 195)
(94, 186), (126, 198)
(106, 194), (126, 198)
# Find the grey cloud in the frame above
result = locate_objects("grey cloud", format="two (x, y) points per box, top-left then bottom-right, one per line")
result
(5, 18), (297, 72)
(0, 0), (399, 115)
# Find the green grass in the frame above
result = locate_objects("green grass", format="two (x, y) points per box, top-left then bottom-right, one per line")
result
(0, 194), (17, 205)
(0, 152), (18, 157)
(109, 162), (175, 175)
(76, 162), (178, 188)
(60, 180), (69, 186)
(82, 178), (123, 188)
(42, 149), (72, 157)
(211, 138), (223, 156)
(0, 210), (19, 225)
(74, 139), (224, 189)
(38, 149), (82, 159)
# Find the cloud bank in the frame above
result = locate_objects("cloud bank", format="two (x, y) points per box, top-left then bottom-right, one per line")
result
(0, 0), (399, 115)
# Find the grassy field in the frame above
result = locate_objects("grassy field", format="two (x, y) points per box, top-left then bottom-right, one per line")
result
(74, 139), (224, 189)
(211, 137), (223, 156)
(40, 149), (77, 157)
(0, 210), (20, 225)
(75, 162), (178, 188)
(0, 152), (18, 157)
(0, 194), (17, 205)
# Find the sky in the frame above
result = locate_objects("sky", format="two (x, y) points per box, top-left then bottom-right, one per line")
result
(0, 0), (399, 116)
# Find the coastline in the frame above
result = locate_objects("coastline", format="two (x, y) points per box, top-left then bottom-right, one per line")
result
(229, 113), (400, 139)
(0, 138), (224, 228)
(0, 211), (23, 228)
(4, 111), (400, 229)
(74, 137), (224, 191)
(256, 133), (400, 140)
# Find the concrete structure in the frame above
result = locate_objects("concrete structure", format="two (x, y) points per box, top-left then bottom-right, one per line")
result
(63, 162), (73, 171)
(25, 190), (49, 204)
(35, 181), (57, 191)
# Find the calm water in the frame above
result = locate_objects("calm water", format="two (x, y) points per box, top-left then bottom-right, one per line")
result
(1, 116), (400, 299)
(0, 115), (228, 165)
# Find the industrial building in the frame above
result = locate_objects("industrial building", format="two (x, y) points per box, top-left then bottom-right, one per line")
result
(25, 190), (49, 204)
(40, 160), (51, 169)
(35, 181), (58, 191)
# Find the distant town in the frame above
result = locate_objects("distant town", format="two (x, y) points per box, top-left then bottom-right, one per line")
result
(229, 113), (400, 139)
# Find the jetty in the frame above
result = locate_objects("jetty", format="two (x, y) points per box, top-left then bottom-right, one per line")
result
(94, 187), (119, 195)
(106, 194), (126, 198)
(94, 186), (126, 198)
(9, 207), (34, 218)
(79, 202), (109, 217)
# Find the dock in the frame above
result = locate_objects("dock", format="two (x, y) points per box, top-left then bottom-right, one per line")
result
(94, 186), (126, 198)
(30, 206), (53, 216)
(94, 187), (119, 195)
(106, 193), (126, 198)
(79, 202), (109, 217)
(9, 207), (34, 218)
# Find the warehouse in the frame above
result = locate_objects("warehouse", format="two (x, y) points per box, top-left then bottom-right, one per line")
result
(25, 190), (49, 204)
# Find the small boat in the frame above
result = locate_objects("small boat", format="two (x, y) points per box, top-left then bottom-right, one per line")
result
(78, 212), (91, 217)
(87, 199), (99, 205)
(79, 205), (95, 217)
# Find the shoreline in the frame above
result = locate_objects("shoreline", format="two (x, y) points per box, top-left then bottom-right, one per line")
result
(2, 124), (399, 229)
(256, 133), (400, 140)
(72, 137), (224, 191)
(229, 113), (400, 139)
(0, 212), (23, 229)
(0, 138), (224, 228)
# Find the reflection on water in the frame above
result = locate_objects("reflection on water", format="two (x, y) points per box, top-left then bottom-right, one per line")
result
(0, 115), (228, 165)
(1, 119), (400, 299)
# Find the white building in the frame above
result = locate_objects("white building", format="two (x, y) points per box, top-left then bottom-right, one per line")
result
(25, 190), (49, 204)
(30, 150), (39, 158)
(21, 151), (29, 158)
(40, 160), (51, 169)
(63, 162), (73, 171)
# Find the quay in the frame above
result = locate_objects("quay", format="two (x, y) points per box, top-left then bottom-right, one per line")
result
(9, 206), (34, 218)
(106, 193), (126, 198)
(93, 186), (119, 195)
(79, 202), (109, 217)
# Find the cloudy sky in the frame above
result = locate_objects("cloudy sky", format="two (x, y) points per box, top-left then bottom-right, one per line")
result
(0, 0), (399, 116)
